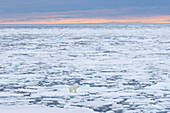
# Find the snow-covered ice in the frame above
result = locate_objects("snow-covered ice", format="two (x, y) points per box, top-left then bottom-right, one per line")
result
(0, 105), (96, 113)
(0, 24), (170, 112)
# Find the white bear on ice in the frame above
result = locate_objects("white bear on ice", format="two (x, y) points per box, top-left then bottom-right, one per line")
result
(69, 85), (79, 93)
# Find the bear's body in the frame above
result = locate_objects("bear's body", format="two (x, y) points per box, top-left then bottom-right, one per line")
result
(69, 85), (79, 93)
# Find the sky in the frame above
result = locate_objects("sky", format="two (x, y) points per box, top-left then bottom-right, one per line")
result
(0, 0), (170, 24)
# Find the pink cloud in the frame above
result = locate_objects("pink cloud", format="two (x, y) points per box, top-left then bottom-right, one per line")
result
(0, 9), (170, 24)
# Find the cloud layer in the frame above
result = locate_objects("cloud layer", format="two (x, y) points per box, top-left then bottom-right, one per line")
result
(0, 0), (170, 24)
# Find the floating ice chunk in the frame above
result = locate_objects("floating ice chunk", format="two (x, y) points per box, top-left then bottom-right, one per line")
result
(146, 80), (170, 91)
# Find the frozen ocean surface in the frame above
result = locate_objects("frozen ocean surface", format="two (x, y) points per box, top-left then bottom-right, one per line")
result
(0, 24), (170, 113)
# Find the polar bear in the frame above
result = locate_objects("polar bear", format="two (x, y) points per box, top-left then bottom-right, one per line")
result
(69, 85), (79, 93)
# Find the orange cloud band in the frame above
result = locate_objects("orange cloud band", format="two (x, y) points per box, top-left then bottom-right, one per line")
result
(0, 15), (170, 24)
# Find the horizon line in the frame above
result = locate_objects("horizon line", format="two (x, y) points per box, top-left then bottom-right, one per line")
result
(0, 23), (170, 25)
